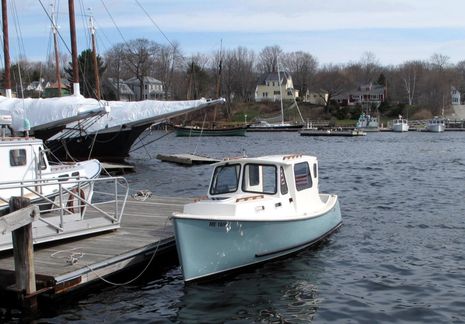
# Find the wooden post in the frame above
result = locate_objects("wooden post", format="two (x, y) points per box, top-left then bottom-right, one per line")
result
(9, 197), (37, 311)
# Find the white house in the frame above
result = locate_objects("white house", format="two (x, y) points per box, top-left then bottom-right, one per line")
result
(451, 86), (461, 105)
(125, 76), (164, 101)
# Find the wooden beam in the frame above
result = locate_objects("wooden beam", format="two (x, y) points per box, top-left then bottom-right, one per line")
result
(8, 197), (37, 311)
(0, 205), (39, 233)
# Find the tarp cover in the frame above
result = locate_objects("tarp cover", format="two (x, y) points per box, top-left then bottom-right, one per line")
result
(0, 95), (224, 132)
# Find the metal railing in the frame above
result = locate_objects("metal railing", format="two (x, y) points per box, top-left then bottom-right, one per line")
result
(0, 176), (129, 233)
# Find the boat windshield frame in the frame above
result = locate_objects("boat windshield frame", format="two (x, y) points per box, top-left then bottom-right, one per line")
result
(209, 163), (241, 195)
(241, 163), (277, 195)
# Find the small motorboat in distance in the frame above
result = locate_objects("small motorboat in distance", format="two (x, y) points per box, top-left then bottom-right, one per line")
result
(172, 154), (342, 282)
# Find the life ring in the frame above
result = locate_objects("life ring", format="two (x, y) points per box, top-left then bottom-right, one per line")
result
(67, 188), (86, 215)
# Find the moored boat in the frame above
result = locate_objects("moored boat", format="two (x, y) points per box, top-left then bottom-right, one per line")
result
(0, 111), (129, 250)
(356, 112), (379, 132)
(172, 154), (342, 282)
(248, 120), (304, 132)
(391, 116), (409, 132)
(426, 116), (445, 132)
(174, 124), (247, 137)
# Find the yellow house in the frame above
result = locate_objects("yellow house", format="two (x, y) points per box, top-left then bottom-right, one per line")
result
(255, 71), (299, 102)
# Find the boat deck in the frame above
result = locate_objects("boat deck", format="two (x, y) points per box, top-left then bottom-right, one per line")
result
(0, 196), (188, 300)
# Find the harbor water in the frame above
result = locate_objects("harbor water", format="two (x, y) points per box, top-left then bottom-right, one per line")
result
(16, 131), (465, 322)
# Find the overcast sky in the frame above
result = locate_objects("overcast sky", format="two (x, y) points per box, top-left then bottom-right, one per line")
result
(6, 0), (465, 66)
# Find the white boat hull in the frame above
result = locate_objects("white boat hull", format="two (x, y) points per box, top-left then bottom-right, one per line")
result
(173, 196), (341, 282)
(427, 124), (445, 132)
(392, 123), (409, 132)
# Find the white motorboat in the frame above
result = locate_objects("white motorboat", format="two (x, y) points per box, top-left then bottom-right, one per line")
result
(356, 112), (379, 132)
(391, 116), (409, 132)
(172, 154), (342, 282)
(0, 112), (128, 250)
(426, 117), (445, 132)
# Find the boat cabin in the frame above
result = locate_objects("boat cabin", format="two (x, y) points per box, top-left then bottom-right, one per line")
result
(206, 154), (323, 214)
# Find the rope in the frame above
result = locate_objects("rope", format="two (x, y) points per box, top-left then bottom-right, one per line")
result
(130, 127), (175, 153)
(192, 114), (207, 155)
(132, 190), (152, 201)
(83, 216), (171, 286)
(51, 248), (85, 265)
(49, 215), (172, 287)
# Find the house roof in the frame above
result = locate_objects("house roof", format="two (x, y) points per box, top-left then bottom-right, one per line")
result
(257, 71), (291, 86)
(107, 78), (134, 95)
(125, 76), (163, 85)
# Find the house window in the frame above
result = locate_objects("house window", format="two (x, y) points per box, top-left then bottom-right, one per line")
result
(287, 90), (292, 96)
(10, 149), (27, 167)
(274, 91), (280, 95)
(144, 84), (148, 90)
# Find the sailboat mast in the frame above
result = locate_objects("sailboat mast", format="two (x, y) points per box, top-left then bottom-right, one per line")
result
(213, 39), (222, 122)
(277, 58), (284, 125)
(1, 0), (11, 98)
(68, 0), (80, 96)
(51, 5), (62, 97)
(89, 14), (100, 100)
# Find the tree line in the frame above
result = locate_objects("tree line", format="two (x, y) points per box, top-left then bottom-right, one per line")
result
(4, 40), (465, 119)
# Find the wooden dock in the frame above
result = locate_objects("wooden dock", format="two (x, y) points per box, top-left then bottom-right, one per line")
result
(0, 196), (188, 305)
(156, 153), (220, 165)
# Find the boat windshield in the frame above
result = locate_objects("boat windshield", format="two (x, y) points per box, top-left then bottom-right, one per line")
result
(210, 164), (241, 195)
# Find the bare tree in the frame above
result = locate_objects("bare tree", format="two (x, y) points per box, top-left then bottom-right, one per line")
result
(282, 51), (318, 96)
(257, 45), (283, 73)
(398, 60), (423, 106)
(123, 38), (159, 100)
(220, 47), (256, 117)
(154, 42), (184, 99)
(313, 64), (350, 111)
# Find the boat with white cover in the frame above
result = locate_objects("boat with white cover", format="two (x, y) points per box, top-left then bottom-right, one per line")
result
(172, 154), (342, 282)
(0, 112), (127, 250)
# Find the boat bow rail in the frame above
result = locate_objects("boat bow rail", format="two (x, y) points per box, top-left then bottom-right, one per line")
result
(0, 176), (129, 251)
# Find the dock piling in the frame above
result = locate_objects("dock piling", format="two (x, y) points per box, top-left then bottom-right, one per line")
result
(8, 197), (38, 312)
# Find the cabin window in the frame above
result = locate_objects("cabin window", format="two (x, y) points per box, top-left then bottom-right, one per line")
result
(294, 162), (312, 191)
(280, 167), (288, 195)
(38, 148), (47, 170)
(242, 164), (277, 194)
(313, 163), (318, 179)
(210, 164), (241, 195)
(58, 174), (69, 182)
(9, 149), (27, 167)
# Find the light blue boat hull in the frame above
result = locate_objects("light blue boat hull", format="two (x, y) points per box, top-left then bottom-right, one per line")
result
(173, 200), (342, 282)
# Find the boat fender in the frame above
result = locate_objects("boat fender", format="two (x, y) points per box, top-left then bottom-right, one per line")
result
(67, 188), (86, 215)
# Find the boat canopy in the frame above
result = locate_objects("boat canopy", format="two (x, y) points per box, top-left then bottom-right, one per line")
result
(0, 95), (107, 132)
